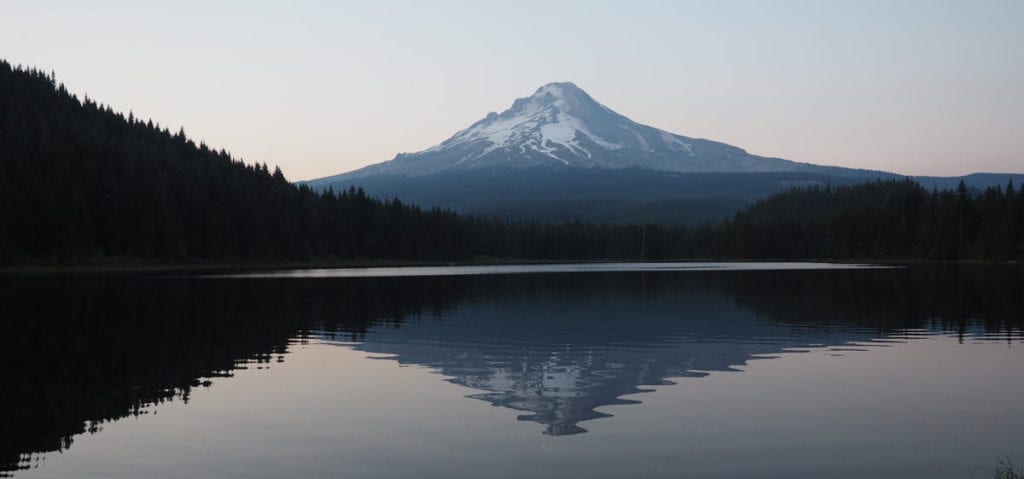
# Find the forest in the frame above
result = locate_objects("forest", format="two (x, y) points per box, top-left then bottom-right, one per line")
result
(1, 60), (1022, 265)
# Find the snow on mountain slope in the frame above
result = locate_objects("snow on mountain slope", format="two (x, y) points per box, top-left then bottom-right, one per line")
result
(321, 82), (855, 181)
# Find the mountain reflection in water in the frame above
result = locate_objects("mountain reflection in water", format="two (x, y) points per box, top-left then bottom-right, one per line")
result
(1, 265), (1022, 475)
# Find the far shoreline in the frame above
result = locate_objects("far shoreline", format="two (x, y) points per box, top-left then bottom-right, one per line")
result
(0, 257), (1015, 276)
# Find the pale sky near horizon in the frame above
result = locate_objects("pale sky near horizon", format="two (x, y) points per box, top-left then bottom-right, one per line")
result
(3, 0), (1022, 180)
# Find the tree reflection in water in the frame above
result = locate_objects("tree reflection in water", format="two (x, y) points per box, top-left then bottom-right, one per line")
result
(1, 265), (1021, 475)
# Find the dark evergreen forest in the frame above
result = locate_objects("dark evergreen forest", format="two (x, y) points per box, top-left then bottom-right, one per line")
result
(712, 178), (1023, 260)
(1, 61), (1021, 265)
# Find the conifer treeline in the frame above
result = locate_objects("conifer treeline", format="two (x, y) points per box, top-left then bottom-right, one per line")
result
(708, 179), (1024, 260)
(1, 61), (1021, 265)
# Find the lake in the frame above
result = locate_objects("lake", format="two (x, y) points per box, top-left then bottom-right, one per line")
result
(2, 263), (1022, 478)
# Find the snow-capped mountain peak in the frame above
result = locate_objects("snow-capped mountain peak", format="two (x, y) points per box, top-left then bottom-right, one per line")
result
(428, 82), (624, 164)
(335, 82), (818, 178)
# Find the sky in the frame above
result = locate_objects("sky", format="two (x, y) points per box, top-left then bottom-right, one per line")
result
(3, 0), (1022, 180)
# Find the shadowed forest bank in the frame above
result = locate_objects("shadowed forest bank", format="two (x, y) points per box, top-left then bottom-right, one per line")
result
(2, 61), (1022, 266)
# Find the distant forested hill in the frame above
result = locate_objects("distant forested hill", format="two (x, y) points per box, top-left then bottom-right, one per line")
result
(1, 60), (1021, 265)
(0, 61), (467, 264)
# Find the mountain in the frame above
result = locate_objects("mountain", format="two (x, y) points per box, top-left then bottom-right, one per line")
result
(304, 83), (890, 224)
(322, 82), (870, 180)
(306, 83), (1023, 225)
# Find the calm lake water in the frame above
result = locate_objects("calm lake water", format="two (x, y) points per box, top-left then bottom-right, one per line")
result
(2, 263), (1022, 478)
